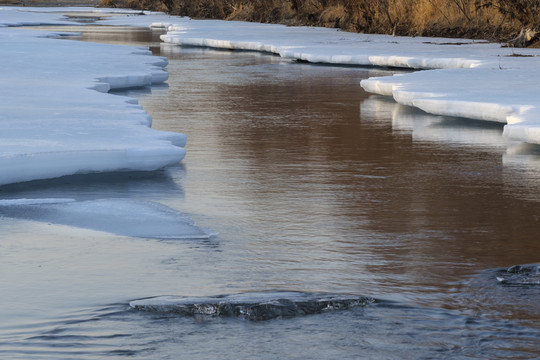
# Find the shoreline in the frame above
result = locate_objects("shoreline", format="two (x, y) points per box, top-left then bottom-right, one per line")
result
(97, 0), (540, 47)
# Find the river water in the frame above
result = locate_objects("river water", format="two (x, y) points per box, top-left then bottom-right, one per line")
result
(1, 26), (540, 359)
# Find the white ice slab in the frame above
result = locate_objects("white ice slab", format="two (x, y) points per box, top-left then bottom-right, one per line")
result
(0, 6), (154, 27)
(0, 8), (187, 186)
(158, 22), (498, 69)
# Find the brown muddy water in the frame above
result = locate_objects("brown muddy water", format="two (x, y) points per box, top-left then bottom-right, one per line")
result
(1, 26), (540, 359)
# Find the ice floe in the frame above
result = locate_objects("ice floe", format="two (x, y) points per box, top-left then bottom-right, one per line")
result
(360, 67), (540, 145)
(130, 291), (375, 320)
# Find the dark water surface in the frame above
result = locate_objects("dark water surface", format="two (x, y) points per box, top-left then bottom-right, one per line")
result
(1, 27), (540, 359)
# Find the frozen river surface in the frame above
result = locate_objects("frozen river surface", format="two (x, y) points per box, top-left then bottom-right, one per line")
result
(1, 27), (540, 359)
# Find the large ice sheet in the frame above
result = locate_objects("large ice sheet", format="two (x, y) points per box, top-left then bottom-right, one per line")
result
(0, 8), (185, 186)
(0, 6), (154, 27)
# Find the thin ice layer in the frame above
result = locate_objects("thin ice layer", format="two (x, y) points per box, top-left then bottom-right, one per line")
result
(0, 11), (185, 186)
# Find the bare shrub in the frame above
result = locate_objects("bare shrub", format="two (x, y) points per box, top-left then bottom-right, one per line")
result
(98, 0), (539, 45)
(479, 0), (540, 28)
(319, 4), (348, 28)
(477, 0), (540, 45)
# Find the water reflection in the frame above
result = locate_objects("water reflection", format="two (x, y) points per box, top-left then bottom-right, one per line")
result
(503, 143), (540, 202)
(121, 46), (540, 305)
(26, 25), (165, 48)
(392, 103), (507, 147)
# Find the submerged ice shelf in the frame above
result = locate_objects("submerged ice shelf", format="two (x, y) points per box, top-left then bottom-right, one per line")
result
(0, 198), (212, 239)
(0, 8), (186, 186)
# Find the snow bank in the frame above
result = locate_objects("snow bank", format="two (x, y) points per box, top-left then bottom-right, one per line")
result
(0, 8), (186, 186)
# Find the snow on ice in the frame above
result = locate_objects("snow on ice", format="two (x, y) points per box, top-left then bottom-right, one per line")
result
(0, 7), (185, 186)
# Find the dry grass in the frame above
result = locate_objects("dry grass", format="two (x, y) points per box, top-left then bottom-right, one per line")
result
(319, 4), (348, 28)
(99, 0), (539, 45)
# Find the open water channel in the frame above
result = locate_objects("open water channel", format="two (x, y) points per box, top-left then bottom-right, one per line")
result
(1, 25), (540, 359)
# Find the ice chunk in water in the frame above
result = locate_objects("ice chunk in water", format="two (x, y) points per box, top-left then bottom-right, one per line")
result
(0, 198), (212, 239)
(130, 291), (375, 320)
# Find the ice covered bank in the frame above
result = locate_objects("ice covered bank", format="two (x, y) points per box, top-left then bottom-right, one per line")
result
(152, 17), (540, 146)
(0, 7), (186, 186)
